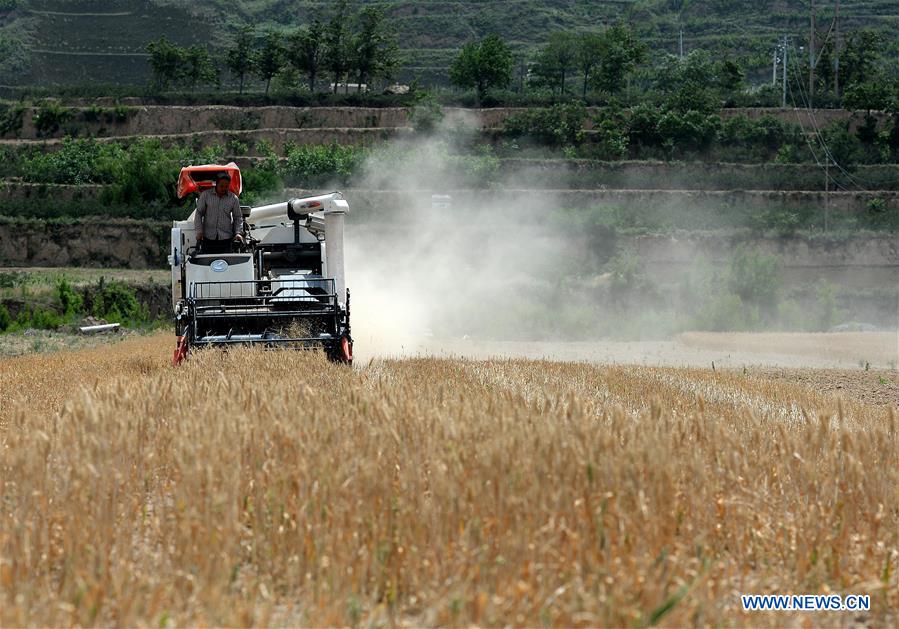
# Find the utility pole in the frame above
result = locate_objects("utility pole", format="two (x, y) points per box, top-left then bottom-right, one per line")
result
(824, 157), (830, 232)
(782, 35), (788, 108)
(834, 0), (841, 96)
(679, 27), (684, 59)
(773, 45), (779, 85)
(809, 0), (816, 107)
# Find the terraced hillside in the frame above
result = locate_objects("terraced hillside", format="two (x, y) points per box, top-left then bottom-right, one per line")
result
(3, 0), (899, 87)
(1, 0), (206, 86)
(0, 98), (895, 334)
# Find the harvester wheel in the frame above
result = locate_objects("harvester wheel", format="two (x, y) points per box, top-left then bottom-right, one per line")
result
(172, 335), (189, 366)
(337, 335), (353, 365)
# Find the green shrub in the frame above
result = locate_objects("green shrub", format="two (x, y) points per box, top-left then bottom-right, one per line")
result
(408, 92), (444, 133)
(0, 103), (25, 136)
(21, 137), (222, 204)
(29, 307), (63, 329)
(656, 109), (721, 154)
(227, 137), (249, 155)
(114, 105), (133, 123)
(443, 145), (500, 184)
(864, 197), (899, 230)
(717, 114), (802, 161)
(586, 115), (628, 160)
(81, 104), (132, 124)
(15, 305), (62, 330)
(101, 139), (224, 206)
(821, 121), (865, 167)
(606, 249), (652, 308)
(22, 138), (122, 185)
(627, 103), (662, 149)
(241, 155), (282, 204)
(282, 144), (366, 186)
(0, 304), (10, 331)
(56, 279), (83, 317)
(815, 280), (840, 331)
(748, 207), (802, 236)
(726, 246), (781, 313)
(502, 102), (587, 148)
(255, 139), (275, 156)
(82, 105), (113, 123)
(32, 101), (74, 137)
(0, 199), (186, 221)
(696, 292), (758, 331)
(0, 270), (25, 289)
(91, 279), (146, 324)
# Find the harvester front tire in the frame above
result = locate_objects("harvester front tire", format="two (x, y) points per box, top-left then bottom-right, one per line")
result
(172, 336), (189, 366)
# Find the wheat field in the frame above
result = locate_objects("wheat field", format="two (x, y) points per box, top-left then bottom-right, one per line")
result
(0, 333), (896, 627)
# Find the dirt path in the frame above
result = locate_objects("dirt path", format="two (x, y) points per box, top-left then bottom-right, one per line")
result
(679, 331), (898, 368)
(355, 331), (898, 370)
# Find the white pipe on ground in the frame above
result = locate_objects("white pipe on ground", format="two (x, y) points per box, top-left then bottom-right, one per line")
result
(79, 323), (120, 334)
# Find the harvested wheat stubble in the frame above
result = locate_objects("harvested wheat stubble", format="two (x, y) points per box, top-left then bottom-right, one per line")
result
(0, 336), (897, 627)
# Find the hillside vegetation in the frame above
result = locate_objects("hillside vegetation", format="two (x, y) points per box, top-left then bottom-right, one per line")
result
(3, 0), (899, 87)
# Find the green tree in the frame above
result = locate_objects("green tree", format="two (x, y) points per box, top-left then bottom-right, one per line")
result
(184, 45), (217, 91)
(253, 30), (285, 96)
(576, 32), (604, 98)
(0, 32), (29, 79)
(821, 121), (865, 167)
(449, 34), (514, 104)
(841, 30), (885, 91)
(325, 0), (353, 93)
(146, 37), (185, 90)
(815, 39), (836, 94)
(351, 5), (400, 91)
(593, 24), (646, 94)
(719, 59), (744, 94)
(842, 79), (895, 113)
(226, 25), (255, 94)
(286, 21), (325, 92)
(653, 50), (722, 113)
(533, 31), (578, 96)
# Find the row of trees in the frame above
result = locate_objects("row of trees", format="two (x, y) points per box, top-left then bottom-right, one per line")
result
(531, 27), (646, 97)
(147, 0), (399, 95)
(448, 26), (660, 104)
(146, 40), (217, 91)
(147, 7), (897, 116)
(449, 26), (898, 111)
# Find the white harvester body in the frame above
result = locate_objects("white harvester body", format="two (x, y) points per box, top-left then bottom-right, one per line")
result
(169, 171), (352, 364)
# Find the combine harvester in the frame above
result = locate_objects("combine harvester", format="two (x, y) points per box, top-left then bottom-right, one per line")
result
(169, 164), (352, 365)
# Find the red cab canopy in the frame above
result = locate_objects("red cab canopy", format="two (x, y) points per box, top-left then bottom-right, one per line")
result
(177, 163), (242, 200)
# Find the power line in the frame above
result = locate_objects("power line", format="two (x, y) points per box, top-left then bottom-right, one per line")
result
(780, 38), (850, 194)
(786, 38), (878, 193)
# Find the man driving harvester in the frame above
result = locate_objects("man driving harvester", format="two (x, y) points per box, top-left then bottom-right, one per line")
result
(194, 172), (243, 254)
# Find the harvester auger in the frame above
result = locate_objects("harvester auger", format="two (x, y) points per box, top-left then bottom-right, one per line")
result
(170, 163), (353, 365)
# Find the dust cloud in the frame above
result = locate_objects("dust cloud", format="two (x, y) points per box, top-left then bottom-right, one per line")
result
(344, 113), (583, 358)
(335, 116), (898, 367)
